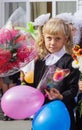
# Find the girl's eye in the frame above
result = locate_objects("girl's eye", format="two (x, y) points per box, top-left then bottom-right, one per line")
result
(55, 37), (61, 41)
(46, 37), (52, 41)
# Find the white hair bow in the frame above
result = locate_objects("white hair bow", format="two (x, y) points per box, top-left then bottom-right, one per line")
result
(32, 13), (50, 26)
(55, 13), (74, 24)
(73, 9), (82, 28)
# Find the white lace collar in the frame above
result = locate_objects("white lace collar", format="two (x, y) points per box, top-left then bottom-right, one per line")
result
(45, 47), (66, 65)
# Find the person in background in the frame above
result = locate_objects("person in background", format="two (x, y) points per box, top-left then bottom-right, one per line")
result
(71, 10), (82, 130)
(55, 12), (81, 47)
(26, 18), (80, 130)
(76, 81), (82, 130)
(0, 72), (21, 121)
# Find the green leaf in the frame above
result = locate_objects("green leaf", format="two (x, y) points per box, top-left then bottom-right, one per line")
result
(15, 22), (37, 40)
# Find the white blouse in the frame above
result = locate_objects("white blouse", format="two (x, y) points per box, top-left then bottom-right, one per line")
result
(45, 47), (66, 66)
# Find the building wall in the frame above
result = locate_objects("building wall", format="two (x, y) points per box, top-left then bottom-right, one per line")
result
(0, 0), (82, 28)
(0, 2), (4, 28)
(78, 0), (82, 9)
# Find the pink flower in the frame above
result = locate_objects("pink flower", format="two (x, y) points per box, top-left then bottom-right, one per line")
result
(53, 68), (70, 82)
(0, 27), (37, 76)
(0, 28), (18, 45)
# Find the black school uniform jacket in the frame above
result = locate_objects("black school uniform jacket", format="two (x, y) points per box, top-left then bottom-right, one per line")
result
(30, 53), (80, 110)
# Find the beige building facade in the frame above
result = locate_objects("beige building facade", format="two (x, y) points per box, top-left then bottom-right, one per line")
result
(0, 0), (82, 28)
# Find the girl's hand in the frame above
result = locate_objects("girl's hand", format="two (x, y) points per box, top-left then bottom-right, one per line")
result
(45, 88), (63, 100)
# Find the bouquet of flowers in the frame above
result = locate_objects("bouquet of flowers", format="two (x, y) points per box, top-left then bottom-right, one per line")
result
(37, 65), (70, 93)
(72, 44), (82, 116)
(0, 8), (37, 77)
(72, 44), (82, 74)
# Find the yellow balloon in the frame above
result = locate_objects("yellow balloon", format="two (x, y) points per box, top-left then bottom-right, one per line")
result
(24, 71), (34, 83)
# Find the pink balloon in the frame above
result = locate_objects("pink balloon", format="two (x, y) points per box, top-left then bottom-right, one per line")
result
(1, 85), (45, 119)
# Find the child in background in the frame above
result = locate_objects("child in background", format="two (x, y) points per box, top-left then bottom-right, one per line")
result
(2, 72), (21, 94)
(55, 12), (81, 46)
(27, 18), (80, 130)
(0, 72), (21, 120)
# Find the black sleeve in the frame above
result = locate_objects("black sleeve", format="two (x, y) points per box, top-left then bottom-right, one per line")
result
(58, 54), (80, 106)
(62, 67), (80, 103)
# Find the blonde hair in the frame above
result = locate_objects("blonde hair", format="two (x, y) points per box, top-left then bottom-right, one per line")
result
(36, 18), (73, 59)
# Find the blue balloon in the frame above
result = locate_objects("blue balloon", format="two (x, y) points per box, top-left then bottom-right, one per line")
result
(32, 100), (70, 130)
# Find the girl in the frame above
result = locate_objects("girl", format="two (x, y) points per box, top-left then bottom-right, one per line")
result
(27, 18), (80, 130)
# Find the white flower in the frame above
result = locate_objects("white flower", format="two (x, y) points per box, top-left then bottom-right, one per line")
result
(72, 60), (79, 68)
(72, 56), (82, 72)
(78, 57), (82, 72)
(78, 56), (82, 62)
(79, 67), (82, 73)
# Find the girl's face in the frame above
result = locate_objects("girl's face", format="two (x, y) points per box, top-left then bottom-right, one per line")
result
(69, 24), (77, 37)
(44, 33), (66, 53)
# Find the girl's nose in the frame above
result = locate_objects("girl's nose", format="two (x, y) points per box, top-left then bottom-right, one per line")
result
(51, 39), (56, 45)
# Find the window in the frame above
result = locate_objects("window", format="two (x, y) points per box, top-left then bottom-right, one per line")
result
(0, 0), (78, 28)
(4, 2), (26, 23)
(30, 2), (52, 21)
(56, 1), (76, 14)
